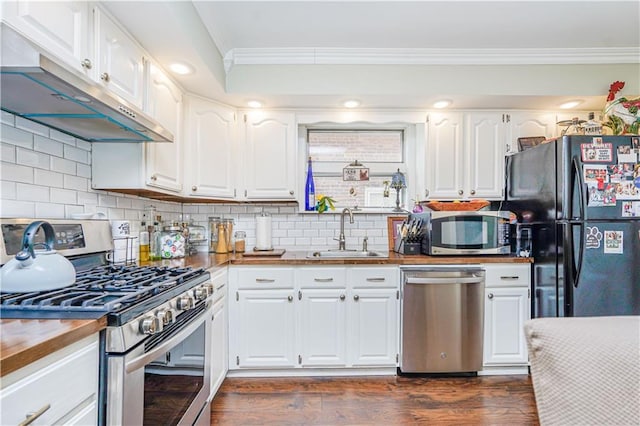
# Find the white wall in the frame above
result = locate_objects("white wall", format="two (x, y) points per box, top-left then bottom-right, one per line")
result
(0, 111), (393, 252)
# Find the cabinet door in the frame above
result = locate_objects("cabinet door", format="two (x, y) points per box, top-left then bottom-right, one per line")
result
(507, 112), (557, 153)
(299, 289), (347, 366)
(467, 113), (506, 199)
(233, 289), (296, 368)
(145, 63), (182, 192)
(94, 7), (145, 108)
(348, 288), (398, 366)
(425, 112), (465, 199)
(243, 112), (296, 200)
(483, 286), (530, 366)
(210, 297), (227, 398)
(2, 1), (93, 76)
(185, 97), (236, 199)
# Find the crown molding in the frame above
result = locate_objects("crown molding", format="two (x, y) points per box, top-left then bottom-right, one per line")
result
(224, 47), (640, 73)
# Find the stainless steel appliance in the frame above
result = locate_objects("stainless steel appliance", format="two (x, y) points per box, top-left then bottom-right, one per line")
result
(0, 218), (213, 426)
(0, 25), (173, 143)
(409, 211), (511, 255)
(400, 267), (485, 374)
(505, 135), (640, 317)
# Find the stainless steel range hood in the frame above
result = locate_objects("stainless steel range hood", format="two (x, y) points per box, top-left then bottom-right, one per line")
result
(0, 25), (173, 143)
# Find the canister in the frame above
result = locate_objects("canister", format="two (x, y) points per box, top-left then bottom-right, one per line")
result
(208, 217), (221, 252)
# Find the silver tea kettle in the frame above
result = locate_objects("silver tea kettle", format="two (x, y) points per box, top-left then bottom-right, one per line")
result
(0, 220), (76, 293)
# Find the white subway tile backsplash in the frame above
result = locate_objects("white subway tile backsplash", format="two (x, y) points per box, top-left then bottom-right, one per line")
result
(65, 204), (85, 217)
(230, 205), (247, 214)
(49, 129), (76, 145)
(15, 117), (50, 137)
(16, 183), (50, 202)
(76, 163), (91, 178)
(1, 124), (34, 149)
(50, 156), (76, 175)
(35, 202), (65, 218)
(16, 147), (50, 169)
(98, 193), (117, 207)
(116, 197), (133, 209)
(50, 188), (77, 204)
(1, 181), (17, 199)
(34, 135), (64, 157)
(77, 191), (98, 205)
(1, 143), (16, 163)
(64, 145), (90, 164)
(1, 111), (15, 126)
(64, 174), (88, 191)
(75, 139), (91, 151)
(1, 162), (34, 184)
(1, 200), (35, 217)
(34, 169), (64, 188)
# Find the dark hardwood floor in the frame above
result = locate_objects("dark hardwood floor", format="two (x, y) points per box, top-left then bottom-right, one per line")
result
(210, 375), (539, 425)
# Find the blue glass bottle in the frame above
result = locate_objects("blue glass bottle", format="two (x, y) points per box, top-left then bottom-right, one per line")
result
(305, 156), (316, 211)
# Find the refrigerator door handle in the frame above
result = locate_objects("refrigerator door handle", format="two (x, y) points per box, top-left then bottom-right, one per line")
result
(570, 156), (586, 220)
(570, 223), (585, 289)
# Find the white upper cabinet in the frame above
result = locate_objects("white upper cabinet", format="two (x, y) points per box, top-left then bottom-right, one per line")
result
(144, 62), (183, 192)
(242, 112), (297, 200)
(506, 112), (557, 153)
(467, 112), (508, 199)
(2, 1), (93, 76)
(93, 6), (145, 108)
(424, 112), (465, 199)
(184, 95), (237, 199)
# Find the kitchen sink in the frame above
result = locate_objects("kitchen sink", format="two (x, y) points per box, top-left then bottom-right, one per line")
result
(306, 250), (388, 259)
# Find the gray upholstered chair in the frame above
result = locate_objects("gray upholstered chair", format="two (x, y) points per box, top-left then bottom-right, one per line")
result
(524, 316), (640, 426)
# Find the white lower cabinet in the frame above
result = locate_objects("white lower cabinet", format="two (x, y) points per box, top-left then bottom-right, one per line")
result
(209, 267), (228, 399)
(482, 264), (531, 370)
(0, 334), (99, 426)
(229, 265), (399, 372)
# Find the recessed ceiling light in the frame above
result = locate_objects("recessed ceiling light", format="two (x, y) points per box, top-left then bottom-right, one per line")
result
(433, 100), (451, 109)
(560, 100), (582, 109)
(247, 100), (263, 108)
(343, 100), (360, 108)
(169, 62), (194, 75)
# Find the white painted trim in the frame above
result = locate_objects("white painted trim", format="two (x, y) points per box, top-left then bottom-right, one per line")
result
(224, 47), (640, 73)
(226, 367), (397, 377)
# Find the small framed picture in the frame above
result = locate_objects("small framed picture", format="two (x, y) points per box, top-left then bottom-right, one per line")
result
(517, 136), (545, 151)
(387, 215), (406, 251)
(343, 166), (370, 181)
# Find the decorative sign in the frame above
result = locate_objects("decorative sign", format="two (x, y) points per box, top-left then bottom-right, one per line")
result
(604, 230), (624, 254)
(343, 160), (369, 181)
(581, 142), (613, 162)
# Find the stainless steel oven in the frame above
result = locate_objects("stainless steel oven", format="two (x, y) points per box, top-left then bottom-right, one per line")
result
(105, 300), (212, 426)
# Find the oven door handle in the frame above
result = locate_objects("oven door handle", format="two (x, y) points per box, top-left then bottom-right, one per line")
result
(125, 304), (210, 374)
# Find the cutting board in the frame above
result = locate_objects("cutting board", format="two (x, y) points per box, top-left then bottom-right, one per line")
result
(242, 248), (286, 257)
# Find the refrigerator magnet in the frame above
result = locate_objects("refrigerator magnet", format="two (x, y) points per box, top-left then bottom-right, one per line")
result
(617, 145), (637, 163)
(585, 226), (602, 249)
(581, 143), (613, 162)
(604, 230), (624, 254)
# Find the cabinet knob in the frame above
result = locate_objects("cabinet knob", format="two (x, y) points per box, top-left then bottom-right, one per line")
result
(150, 175), (157, 181)
(81, 58), (92, 69)
(289, 190), (294, 195)
(488, 293), (494, 300)
(100, 72), (110, 82)
(425, 189), (429, 197)
(470, 189), (476, 195)
(353, 294), (360, 301)
(340, 294), (346, 301)
(458, 189), (464, 195)
(287, 295), (293, 302)
(192, 185), (197, 191)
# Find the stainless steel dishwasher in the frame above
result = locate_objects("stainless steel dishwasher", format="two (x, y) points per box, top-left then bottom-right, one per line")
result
(400, 267), (485, 374)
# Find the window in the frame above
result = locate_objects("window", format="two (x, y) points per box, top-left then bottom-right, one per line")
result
(303, 126), (412, 211)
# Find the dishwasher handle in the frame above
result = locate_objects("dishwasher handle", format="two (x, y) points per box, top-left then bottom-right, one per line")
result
(405, 276), (484, 285)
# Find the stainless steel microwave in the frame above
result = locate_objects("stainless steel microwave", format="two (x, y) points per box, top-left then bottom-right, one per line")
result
(412, 210), (511, 255)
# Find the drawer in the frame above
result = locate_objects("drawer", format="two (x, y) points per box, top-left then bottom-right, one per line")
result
(232, 267), (294, 289)
(210, 268), (228, 302)
(347, 266), (398, 288)
(0, 335), (99, 425)
(296, 267), (346, 288)
(484, 264), (531, 288)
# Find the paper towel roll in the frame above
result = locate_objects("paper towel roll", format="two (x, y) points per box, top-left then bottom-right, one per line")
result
(255, 214), (272, 250)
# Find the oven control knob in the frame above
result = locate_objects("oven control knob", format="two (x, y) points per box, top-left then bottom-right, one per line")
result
(203, 283), (215, 296)
(140, 316), (162, 335)
(193, 286), (208, 301)
(157, 308), (175, 326)
(176, 295), (194, 311)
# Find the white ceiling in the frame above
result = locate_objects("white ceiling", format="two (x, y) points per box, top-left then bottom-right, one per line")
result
(104, 1), (640, 111)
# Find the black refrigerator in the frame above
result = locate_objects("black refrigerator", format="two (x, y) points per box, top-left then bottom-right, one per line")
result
(505, 135), (640, 318)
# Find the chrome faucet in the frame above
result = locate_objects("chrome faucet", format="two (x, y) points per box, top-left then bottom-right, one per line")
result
(336, 208), (354, 250)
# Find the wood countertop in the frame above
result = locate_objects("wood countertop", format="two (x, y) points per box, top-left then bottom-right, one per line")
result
(1, 251), (530, 378)
(0, 316), (107, 378)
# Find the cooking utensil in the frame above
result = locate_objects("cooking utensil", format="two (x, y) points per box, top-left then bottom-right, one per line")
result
(0, 221), (76, 293)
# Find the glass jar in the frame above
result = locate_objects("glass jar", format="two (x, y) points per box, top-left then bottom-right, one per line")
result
(234, 231), (246, 253)
(208, 217), (221, 252)
(158, 224), (186, 258)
